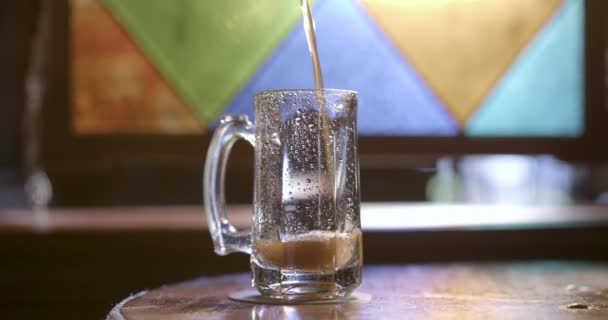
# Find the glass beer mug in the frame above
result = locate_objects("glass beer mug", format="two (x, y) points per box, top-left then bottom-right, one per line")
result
(204, 89), (362, 300)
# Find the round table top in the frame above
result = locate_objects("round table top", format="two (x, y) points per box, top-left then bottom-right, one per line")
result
(108, 262), (608, 320)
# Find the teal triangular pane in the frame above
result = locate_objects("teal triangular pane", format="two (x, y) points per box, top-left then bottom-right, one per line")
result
(103, 0), (302, 123)
(466, 0), (584, 137)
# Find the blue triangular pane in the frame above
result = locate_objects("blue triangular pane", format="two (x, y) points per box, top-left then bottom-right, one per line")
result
(466, 0), (584, 137)
(222, 0), (458, 136)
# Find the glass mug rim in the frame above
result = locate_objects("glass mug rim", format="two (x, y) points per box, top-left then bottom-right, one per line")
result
(255, 88), (357, 98)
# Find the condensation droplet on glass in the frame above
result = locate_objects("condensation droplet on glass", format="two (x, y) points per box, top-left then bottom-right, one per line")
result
(270, 132), (281, 147)
(306, 178), (312, 183)
(295, 117), (302, 125)
(308, 123), (315, 130)
(335, 103), (345, 112)
(296, 107), (303, 115)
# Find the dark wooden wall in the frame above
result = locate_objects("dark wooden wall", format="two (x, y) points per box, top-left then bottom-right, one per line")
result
(0, 1), (38, 208)
(1, 1), (37, 170)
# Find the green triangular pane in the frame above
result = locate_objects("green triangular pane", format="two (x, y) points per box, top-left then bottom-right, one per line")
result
(104, 0), (303, 122)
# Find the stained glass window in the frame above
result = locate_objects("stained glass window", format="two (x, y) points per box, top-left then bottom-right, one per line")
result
(71, 0), (585, 137)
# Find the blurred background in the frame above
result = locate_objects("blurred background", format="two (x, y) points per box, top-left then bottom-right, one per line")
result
(1, 0), (607, 319)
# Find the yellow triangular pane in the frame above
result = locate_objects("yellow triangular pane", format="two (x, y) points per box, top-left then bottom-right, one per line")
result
(362, 0), (564, 125)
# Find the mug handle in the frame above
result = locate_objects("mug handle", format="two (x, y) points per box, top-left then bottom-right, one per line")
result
(204, 115), (255, 255)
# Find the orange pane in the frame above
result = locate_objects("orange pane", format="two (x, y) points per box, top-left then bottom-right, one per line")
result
(71, 0), (204, 134)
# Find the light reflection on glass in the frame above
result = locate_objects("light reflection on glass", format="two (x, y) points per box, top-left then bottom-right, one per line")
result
(251, 304), (345, 320)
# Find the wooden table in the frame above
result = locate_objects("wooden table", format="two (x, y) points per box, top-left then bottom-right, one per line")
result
(108, 262), (608, 319)
(3, 206), (607, 319)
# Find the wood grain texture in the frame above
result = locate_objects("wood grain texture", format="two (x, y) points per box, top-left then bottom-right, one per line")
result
(110, 262), (608, 320)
